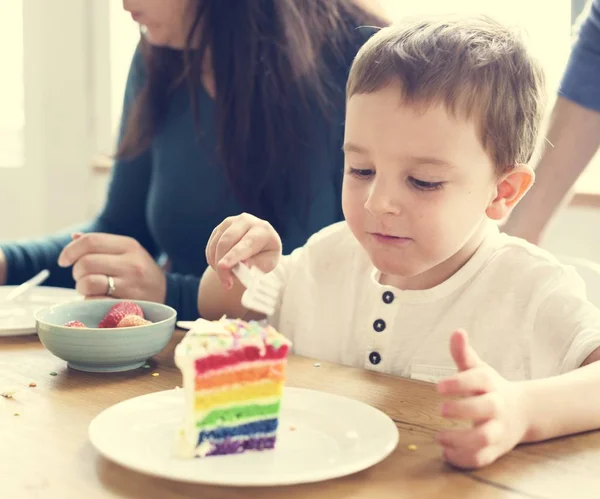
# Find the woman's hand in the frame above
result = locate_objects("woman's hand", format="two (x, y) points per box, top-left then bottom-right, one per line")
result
(58, 233), (166, 303)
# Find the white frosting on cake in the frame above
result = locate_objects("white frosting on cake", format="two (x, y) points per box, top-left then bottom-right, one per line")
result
(175, 317), (290, 359)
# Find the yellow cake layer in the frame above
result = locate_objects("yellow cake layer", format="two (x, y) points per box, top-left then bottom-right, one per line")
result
(194, 379), (284, 411)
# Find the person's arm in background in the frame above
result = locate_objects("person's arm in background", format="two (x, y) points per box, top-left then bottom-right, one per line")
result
(504, 99), (600, 243)
(504, 0), (600, 244)
(0, 44), (158, 287)
(0, 249), (6, 286)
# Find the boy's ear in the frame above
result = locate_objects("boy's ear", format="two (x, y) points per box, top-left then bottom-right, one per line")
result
(486, 164), (535, 221)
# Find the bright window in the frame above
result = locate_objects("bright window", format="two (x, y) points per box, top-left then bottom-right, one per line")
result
(0, 0), (24, 167)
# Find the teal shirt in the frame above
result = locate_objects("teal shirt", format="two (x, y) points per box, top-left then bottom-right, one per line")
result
(1, 28), (373, 320)
(560, 0), (600, 112)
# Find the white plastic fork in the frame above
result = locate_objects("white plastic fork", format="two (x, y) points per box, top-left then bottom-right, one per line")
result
(5, 269), (50, 302)
(231, 262), (280, 316)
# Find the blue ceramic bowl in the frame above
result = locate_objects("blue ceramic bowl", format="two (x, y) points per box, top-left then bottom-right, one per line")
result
(35, 299), (177, 373)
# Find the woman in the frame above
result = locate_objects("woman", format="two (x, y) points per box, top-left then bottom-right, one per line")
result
(0, 0), (387, 319)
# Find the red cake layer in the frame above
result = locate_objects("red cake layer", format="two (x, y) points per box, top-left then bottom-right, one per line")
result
(194, 344), (289, 375)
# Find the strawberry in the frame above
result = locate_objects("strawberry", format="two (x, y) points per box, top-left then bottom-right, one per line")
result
(117, 315), (152, 328)
(98, 301), (144, 328)
(64, 320), (86, 328)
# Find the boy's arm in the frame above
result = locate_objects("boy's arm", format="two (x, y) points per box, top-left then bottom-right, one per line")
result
(523, 265), (600, 441)
(583, 348), (600, 365)
(198, 258), (289, 322)
(439, 266), (600, 469)
(438, 332), (600, 469)
(199, 212), (285, 321)
(197, 267), (249, 320)
(522, 349), (600, 442)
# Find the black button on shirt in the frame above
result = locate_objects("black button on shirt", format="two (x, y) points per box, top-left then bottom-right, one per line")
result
(373, 319), (386, 332)
(382, 291), (394, 304)
(369, 351), (382, 365)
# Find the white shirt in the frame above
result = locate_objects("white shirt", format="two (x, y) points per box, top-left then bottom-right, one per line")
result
(268, 221), (600, 382)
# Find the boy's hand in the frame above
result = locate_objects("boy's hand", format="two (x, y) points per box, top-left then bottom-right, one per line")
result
(436, 330), (529, 469)
(206, 213), (282, 290)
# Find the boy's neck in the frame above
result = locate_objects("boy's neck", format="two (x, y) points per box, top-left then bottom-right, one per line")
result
(379, 219), (493, 291)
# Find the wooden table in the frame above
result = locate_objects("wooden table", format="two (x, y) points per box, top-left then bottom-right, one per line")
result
(2, 331), (600, 499)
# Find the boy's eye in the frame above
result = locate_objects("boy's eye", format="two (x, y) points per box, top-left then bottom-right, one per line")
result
(408, 176), (444, 191)
(347, 167), (374, 179)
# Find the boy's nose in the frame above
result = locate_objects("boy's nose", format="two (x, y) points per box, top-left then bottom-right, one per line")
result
(364, 181), (402, 216)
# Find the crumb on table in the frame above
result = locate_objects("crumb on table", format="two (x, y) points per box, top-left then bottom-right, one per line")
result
(151, 372), (160, 377)
(313, 362), (321, 368)
(29, 382), (37, 388)
(408, 444), (418, 451)
(289, 424), (297, 431)
(49, 372), (57, 377)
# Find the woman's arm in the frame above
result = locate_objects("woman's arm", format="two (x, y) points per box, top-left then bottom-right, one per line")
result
(0, 249), (6, 285)
(522, 350), (600, 442)
(504, 97), (600, 243)
(504, 0), (600, 243)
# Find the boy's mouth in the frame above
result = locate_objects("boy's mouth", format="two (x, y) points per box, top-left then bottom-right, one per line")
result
(369, 233), (413, 246)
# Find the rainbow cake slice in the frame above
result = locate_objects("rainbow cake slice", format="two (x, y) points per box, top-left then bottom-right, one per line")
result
(174, 317), (291, 458)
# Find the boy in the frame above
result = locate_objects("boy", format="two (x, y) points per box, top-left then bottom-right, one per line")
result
(198, 16), (600, 469)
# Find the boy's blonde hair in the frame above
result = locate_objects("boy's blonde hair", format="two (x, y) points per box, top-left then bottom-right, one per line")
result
(347, 16), (546, 172)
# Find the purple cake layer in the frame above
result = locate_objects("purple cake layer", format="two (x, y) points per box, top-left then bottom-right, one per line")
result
(207, 436), (276, 456)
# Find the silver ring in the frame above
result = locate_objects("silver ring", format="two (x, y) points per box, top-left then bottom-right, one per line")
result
(106, 275), (116, 296)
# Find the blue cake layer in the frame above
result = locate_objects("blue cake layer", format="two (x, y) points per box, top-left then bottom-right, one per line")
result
(197, 418), (279, 444)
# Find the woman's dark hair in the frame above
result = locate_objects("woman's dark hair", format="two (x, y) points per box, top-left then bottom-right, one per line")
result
(117, 0), (386, 231)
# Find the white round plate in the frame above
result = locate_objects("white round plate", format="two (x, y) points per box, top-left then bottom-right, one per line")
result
(175, 320), (196, 330)
(89, 387), (399, 486)
(0, 286), (82, 336)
